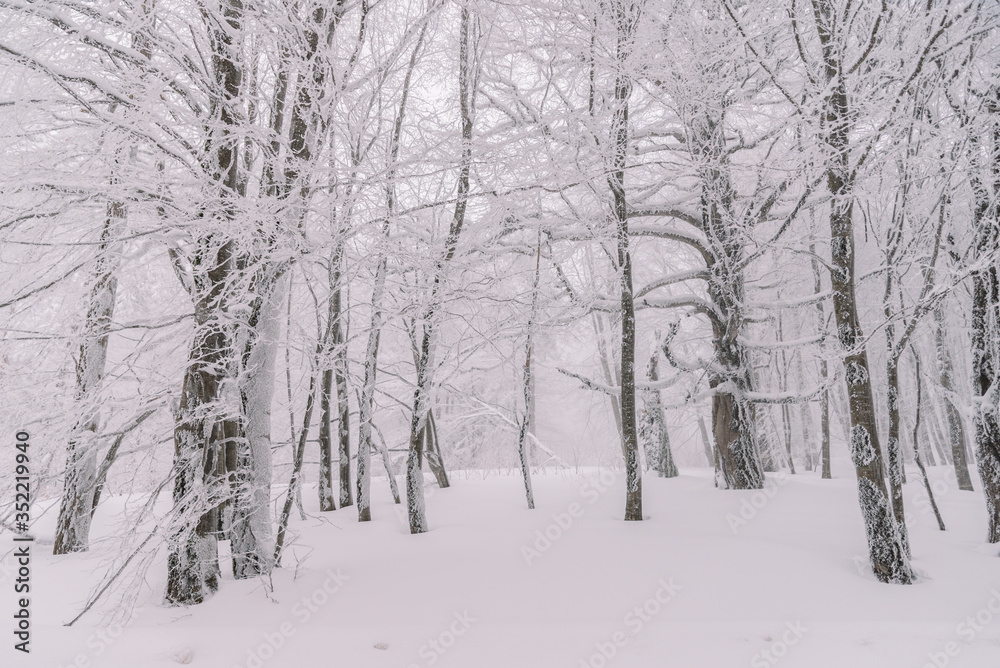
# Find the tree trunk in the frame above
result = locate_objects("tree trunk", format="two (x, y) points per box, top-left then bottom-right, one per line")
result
(971, 251), (1000, 543)
(698, 415), (716, 473)
(274, 366), (319, 566)
(883, 264), (909, 556)
(356, 19), (427, 522)
(423, 410), (450, 488)
(405, 6), (474, 534)
(809, 0), (911, 583)
(912, 349), (946, 531)
(318, 366), (336, 511)
(165, 256), (234, 604)
(969, 88), (1000, 543)
(934, 305), (975, 490)
(54, 202), (121, 555)
(166, 0), (245, 604)
(810, 246), (832, 479)
(230, 271), (283, 578)
(884, 358), (910, 557)
(639, 348), (679, 478)
(691, 108), (764, 490)
(516, 236), (542, 508)
(608, 0), (642, 521)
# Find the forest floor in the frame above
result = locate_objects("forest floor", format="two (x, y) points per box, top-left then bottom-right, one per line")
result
(9, 465), (1000, 668)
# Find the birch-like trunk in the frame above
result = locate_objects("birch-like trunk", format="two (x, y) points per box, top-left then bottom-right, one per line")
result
(516, 236), (542, 509)
(230, 272), (284, 578)
(810, 247), (832, 479)
(639, 348), (678, 478)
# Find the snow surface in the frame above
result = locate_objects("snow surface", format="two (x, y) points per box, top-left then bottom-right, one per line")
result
(6, 466), (1000, 668)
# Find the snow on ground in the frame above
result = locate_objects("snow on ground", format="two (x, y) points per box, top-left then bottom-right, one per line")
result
(6, 466), (1000, 668)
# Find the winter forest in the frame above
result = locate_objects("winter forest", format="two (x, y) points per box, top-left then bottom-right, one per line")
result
(2, 0), (1000, 665)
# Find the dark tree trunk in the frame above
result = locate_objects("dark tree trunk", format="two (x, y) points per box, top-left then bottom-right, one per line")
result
(971, 244), (1000, 543)
(165, 245), (234, 604)
(517, 338), (537, 507)
(517, 238), (541, 507)
(318, 245), (352, 511)
(969, 88), (1000, 543)
(166, 0), (246, 604)
(608, 0), (642, 521)
(318, 367), (336, 511)
(690, 106), (764, 490)
(812, 0), (911, 583)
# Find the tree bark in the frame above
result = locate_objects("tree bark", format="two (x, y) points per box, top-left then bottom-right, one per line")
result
(165, 240), (235, 604)
(166, 0), (246, 604)
(967, 86), (1000, 542)
(608, 0), (642, 521)
(318, 243), (352, 512)
(812, 0), (911, 583)
(970, 185), (1000, 542)
(690, 108), (764, 490)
